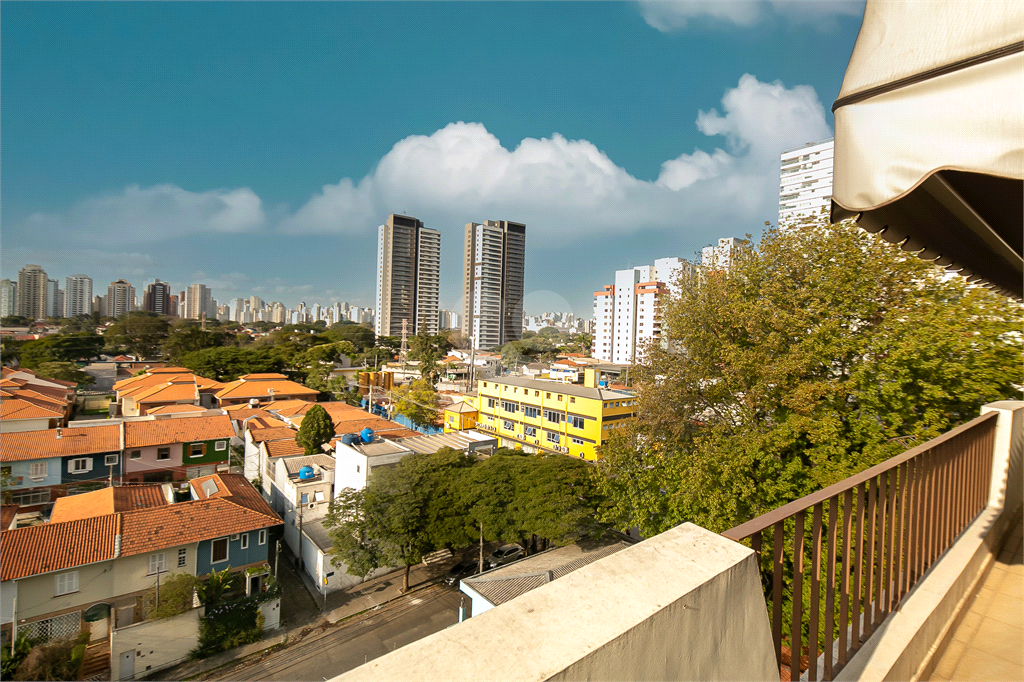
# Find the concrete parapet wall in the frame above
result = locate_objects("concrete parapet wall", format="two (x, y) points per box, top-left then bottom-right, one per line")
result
(111, 606), (202, 680)
(332, 523), (776, 682)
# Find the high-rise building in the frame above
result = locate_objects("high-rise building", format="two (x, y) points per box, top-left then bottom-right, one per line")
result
(375, 214), (441, 337)
(185, 283), (214, 320)
(592, 257), (690, 365)
(17, 265), (49, 320)
(461, 220), (526, 350)
(0, 280), (16, 319)
(64, 275), (93, 318)
(701, 237), (747, 272)
(142, 280), (172, 315)
(779, 138), (834, 227)
(168, 294), (178, 317)
(107, 280), (136, 319)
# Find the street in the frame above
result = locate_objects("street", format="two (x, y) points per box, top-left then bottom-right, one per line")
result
(208, 583), (464, 681)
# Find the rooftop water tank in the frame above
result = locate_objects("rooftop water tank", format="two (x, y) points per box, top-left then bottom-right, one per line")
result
(360, 427), (374, 443)
(298, 466), (315, 480)
(599, 380), (608, 387)
(341, 433), (358, 445)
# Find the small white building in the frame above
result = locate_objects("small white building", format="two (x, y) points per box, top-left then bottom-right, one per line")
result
(333, 437), (415, 494)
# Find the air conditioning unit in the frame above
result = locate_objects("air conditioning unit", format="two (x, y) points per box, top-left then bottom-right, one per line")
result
(230, 534), (240, 540)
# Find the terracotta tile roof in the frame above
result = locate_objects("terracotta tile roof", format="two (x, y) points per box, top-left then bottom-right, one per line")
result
(113, 355), (134, 361)
(145, 404), (207, 414)
(263, 400), (318, 417)
(194, 376), (223, 390)
(130, 382), (199, 404)
(0, 397), (64, 421)
(9, 382), (73, 402)
(124, 415), (234, 448)
(238, 373), (289, 380)
(42, 377), (79, 388)
(249, 426), (297, 443)
(1, 515), (120, 581)
(215, 378), (318, 400)
(148, 366), (195, 374)
(1, 505), (18, 530)
(49, 485), (167, 523)
(245, 417), (282, 430)
(226, 408), (276, 422)
(264, 440), (307, 458)
(0, 425), (121, 462)
(331, 415), (420, 437)
(5, 389), (67, 412)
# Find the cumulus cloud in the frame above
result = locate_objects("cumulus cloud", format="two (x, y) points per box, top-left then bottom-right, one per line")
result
(25, 184), (266, 242)
(638, 0), (863, 31)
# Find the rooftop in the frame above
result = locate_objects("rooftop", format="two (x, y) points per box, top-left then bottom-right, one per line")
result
(0, 424), (121, 462)
(482, 375), (635, 400)
(124, 414), (234, 448)
(49, 485), (168, 523)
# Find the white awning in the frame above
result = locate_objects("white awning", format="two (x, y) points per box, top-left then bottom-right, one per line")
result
(831, 0), (1023, 298)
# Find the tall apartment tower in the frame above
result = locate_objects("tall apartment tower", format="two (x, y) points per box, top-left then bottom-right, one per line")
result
(0, 280), (16, 319)
(107, 280), (136, 319)
(185, 283), (214, 320)
(461, 220), (526, 350)
(592, 257), (690, 365)
(64, 275), (93, 318)
(16, 265), (49, 320)
(45, 279), (61, 318)
(143, 280), (171, 315)
(779, 138), (834, 227)
(701, 237), (748, 272)
(375, 214), (441, 337)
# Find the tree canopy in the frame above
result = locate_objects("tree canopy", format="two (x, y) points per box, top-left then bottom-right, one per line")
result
(295, 404), (335, 456)
(596, 218), (1024, 539)
(391, 379), (440, 428)
(180, 347), (285, 382)
(104, 312), (171, 359)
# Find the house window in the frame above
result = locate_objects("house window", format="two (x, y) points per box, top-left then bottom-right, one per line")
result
(178, 548), (187, 568)
(569, 415), (586, 430)
(105, 454), (119, 465)
(503, 420), (514, 431)
(148, 553), (167, 575)
(487, 398), (496, 409)
(534, 391), (540, 397)
(482, 382), (487, 388)
(523, 406), (539, 419)
(570, 397), (576, 404)
(543, 410), (562, 424)
(258, 529), (267, 545)
(30, 462), (48, 479)
(211, 538), (229, 563)
(215, 441), (227, 451)
(355, 465), (360, 473)
(301, 493), (309, 505)
(501, 401), (518, 413)
(545, 392), (551, 399)
(69, 458), (92, 474)
(55, 571), (79, 596)
(11, 489), (49, 505)
(525, 426), (536, 437)
(190, 443), (205, 458)
(546, 431), (560, 444)
(240, 534), (249, 550)
(314, 491), (325, 502)
(557, 395), (563, 401)
(157, 448), (170, 461)
(130, 450), (142, 460)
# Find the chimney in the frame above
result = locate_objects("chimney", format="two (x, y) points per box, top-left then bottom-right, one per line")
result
(55, 427), (63, 439)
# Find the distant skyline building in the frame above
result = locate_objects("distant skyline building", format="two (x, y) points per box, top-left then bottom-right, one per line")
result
(701, 237), (747, 272)
(779, 138), (834, 227)
(593, 257), (689, 365)
(16, 264), (48, 320)
(45, 279), (61, 318)
(375, 213), (441, 337)
(0, 279), (16, 319)
(143, 279), (172, 315)
(461, 220), (526, 350)
(107, 279), (136, 319)
(64, 275), (93, 318)
(185, 283), (215, 320)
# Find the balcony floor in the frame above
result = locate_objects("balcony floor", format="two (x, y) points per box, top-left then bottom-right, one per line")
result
(929, 515), (1023, 682)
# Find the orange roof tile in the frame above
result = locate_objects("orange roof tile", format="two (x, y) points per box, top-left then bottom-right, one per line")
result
(145, 404), (207, 414)
(264, 440), (307, 458)
(263, 400), (318, 416)
(225, 408), (275, 422)
(147, 367), (195, 374)
(215, 378), (318, 400)
(50, 485), (168, 523)
(130, 382), (199, 404)
(331, 415), (421, 438)
(238, 373), (289, 380)
(1, 505), (18, 530)
(1, 515), (119, 581)
(0, 397), (64, 421)
(124, 415), (234, 448)
(0, 425), (121, 462)
(249, 426), (297, 443)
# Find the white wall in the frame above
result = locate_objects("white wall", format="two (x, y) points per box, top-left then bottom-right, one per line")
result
(111, 606), (202, 680)
(333, 444), (369, 493)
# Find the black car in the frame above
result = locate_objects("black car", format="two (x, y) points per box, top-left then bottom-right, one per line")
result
(444, 559), (481, 586)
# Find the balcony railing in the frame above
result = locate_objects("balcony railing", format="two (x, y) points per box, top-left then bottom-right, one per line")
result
(723, 411), (998, 681)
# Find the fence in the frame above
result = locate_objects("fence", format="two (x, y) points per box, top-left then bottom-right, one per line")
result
(723, 411), (998, 681)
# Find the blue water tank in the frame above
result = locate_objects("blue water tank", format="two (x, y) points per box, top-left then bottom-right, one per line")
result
(360, 427), (374, 443)
(298, 466), (315, 480)
(599, 380), (608, 387)
(341, 433), (358, 445)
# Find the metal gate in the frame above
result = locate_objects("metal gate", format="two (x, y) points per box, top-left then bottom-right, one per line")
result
(20, 610), (81, 642)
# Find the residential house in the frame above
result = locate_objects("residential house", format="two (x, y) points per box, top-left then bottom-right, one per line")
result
(443, 402), (478, 433)
(213, 373), (319, 408)
(0, 368), (74, 433)
(1, 474), (281, 649)
(114, 368), (223, 417)
(242, 426), (301, 493)
(269, 455), (335, 580)
(122, 415), (235, 483)
(0, 425), (122, 507)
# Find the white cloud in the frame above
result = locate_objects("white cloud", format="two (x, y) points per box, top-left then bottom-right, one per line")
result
(637, 0), (863, 31)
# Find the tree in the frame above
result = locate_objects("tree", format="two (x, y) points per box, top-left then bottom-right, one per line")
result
(295, 404), (334, 456)
(596, 218), (1023, 539)
(163, 326), (232, 363)
(179, 347), (284, 382)
(391, 379), (440, 428)
(298, 341), (357, 390)
(325, 322), (375, 350)
(34, 362), (95, 386)
(104, 312), (171, 359)
(19, 333), (104, 369)
(1, 315), (32, 327)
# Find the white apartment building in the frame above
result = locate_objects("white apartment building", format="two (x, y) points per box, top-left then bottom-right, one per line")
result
(461, 220), (526, 350)
(184, 283), (214, 320)
(701, 237), (747, 272)
(779, 138), (834, 227)
(0, 280), (15, 319)
(593, 257), (689, 365)
(107, 279), (136, 319)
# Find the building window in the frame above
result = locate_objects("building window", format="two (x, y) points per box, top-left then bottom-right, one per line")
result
(69, 458), (92, 474)
(240, 534), (249, 550)
(545, 392), (551, 399)
(501, 401), (518, 413)
(157, 447), (170, 460)
(211, 538), (229, 563)
(523, 406), (539, 418)
(557, 395), (563, 401)
(569, 397), (576, 404)
(190, 443), (205, 457)
(568, 415), (585, 430)
(543, 410), (562, 424)
(130, 450), (142, 460)
(147, 553), (167, 575)
(258, 529), (267, 545)
(572, 437), (585, 445)
(178, 548), (187, 568)
(301, 493), (309, 505)
(525, 426), (536, 437)
(482, 382), (487, 388)
(355, 464), (360, 473)
(105, 454), (119, 465)
(11, 489), (49, 505)
(546, 431), (560, 444)
(55, 571), (79, 596)
(29, 462), (48, 479)
(503, 420), (514, 431)
(215, 441), (227, 451)
(487, 398), (496, 409)
(534, 391), (539, 397)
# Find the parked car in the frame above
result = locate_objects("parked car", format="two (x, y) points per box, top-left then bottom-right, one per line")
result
(444, 560), (481, 586)
(486, 544), (525, 568)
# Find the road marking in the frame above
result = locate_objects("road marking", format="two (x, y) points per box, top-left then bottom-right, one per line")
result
(409, 598), (423, 605)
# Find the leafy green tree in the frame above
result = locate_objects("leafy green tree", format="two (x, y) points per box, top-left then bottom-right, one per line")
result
(179, 347), (285, 382)
(163, 326), (233, 362)
(298, 341), (357, 389)
(1, 315), (32, 326)
(324, 322), (376, 350)
(34, 362), (95, 386)
(104, 312), (171, 359)
(295, 404), (334, 456)
(19, 333), (104, 369)
(143, 573), (201, 619)
(596, 218), (1023, 539)
(392, 379), (440, 428)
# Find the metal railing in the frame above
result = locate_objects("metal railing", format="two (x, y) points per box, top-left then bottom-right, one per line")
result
(723, 411), (998, 681)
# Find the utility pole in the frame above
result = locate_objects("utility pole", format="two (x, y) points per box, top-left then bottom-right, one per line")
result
(400, 318), (409, 383)
(297, 499), (304, 573)
(274, 540), (280, 578)
(478, 522), (484, 574)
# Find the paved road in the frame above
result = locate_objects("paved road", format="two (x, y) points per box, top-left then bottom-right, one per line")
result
(210, 583), (463, 681)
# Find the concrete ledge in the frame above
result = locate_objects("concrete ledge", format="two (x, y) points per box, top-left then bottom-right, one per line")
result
(331, 523), (776, 682)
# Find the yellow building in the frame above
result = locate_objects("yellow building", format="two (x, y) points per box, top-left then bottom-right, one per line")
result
(471, 369), (636, 461)
(443, 401), (478, 433)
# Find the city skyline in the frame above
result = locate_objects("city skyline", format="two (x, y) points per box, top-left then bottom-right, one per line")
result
(1, 2), (863, 315)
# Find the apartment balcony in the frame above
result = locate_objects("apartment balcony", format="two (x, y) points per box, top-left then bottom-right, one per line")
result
(330, 401), (1021, 682)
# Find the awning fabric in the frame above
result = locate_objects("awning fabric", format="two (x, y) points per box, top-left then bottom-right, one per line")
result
(831, 0), (1024, 299)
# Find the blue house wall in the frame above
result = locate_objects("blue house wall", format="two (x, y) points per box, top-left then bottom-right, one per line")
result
(59, 451), (123, 484)
(5, 457), (63, 490)
(195, 530), (271, 576)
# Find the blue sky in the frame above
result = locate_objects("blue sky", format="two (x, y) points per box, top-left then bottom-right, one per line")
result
(1, 1), (863, 317)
